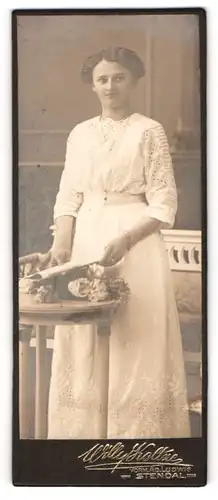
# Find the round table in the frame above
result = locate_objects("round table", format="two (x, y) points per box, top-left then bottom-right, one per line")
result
(19, 297), (119, 440)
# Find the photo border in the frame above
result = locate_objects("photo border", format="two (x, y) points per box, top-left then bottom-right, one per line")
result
(12, 7), (207, 487)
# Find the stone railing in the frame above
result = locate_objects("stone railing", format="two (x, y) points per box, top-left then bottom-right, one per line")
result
(161, 229), (201, 272)
(161, 229), (202, 419)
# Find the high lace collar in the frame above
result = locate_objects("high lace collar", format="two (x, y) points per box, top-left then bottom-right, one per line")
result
(99, 113), (136, 127)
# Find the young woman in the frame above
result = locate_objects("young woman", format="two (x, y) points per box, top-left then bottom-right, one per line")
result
(47, 46), (190, 439)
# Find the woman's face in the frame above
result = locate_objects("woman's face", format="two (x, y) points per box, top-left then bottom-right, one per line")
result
(92, 59), (136, 109)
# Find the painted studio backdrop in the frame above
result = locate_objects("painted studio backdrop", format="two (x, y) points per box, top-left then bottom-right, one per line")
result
(17, 14), (202, 438)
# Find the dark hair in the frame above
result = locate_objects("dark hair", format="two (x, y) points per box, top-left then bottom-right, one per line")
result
(81, 46), (145, 83)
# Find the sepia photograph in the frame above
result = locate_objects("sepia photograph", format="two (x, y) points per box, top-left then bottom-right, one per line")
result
(13, 8), (206, 486)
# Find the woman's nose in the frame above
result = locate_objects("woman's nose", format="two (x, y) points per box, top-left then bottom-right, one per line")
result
(106, 78), (114, 90)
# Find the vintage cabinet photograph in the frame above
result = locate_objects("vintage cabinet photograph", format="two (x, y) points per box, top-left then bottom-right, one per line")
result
(13, 9), (206, 486)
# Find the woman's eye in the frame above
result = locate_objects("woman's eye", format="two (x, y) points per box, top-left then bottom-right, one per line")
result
(115, 76), (124, 82)
(98, 77), (107, 84)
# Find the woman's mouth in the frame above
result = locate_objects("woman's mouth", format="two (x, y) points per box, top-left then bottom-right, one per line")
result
(105, 93), (118, 97)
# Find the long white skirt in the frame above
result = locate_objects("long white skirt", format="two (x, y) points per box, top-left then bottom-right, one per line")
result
(47, 199), (190, 438)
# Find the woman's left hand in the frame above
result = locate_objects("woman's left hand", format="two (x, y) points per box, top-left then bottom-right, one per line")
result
(99, 235), (129, 267)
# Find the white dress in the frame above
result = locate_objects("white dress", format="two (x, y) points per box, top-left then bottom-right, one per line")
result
(47, 113), (190, 439)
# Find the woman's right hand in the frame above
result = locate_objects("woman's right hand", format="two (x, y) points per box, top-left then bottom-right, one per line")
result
(49, 246), (71, 267)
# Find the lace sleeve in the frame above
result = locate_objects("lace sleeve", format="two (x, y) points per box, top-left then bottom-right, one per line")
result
(53, 127), (84, 221)
(143, 123), (178, 229)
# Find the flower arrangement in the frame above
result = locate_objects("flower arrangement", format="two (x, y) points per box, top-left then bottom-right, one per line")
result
(68, 276), (130, 303)
(19, 262), (130, 304)
(19, 277), (58, 303)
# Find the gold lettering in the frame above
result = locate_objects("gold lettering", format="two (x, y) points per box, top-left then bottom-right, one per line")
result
(165, 472), (172, 479)
(179, 473), (186, 479)
(149, 446), (167, 461)
(161, 453), (175, 462)
(78, 444), (104, 463)
(101, 444), (113, 460)
(157, 473), (164, 479)
(150, 473), (156, 479)
(108, 442), (124, 459)
(168, 453), (183, 464)
(78, 441), (192, 475)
